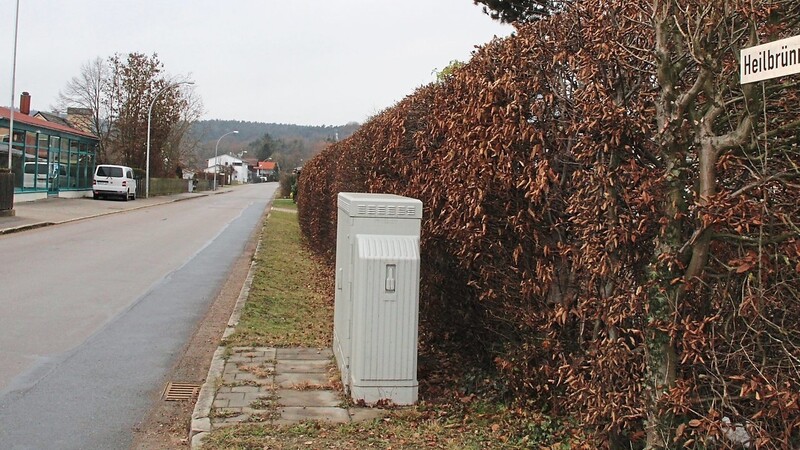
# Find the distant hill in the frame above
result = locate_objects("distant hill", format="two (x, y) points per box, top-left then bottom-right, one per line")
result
(192, 120), (360, 145)
(186, 119), (361, 172)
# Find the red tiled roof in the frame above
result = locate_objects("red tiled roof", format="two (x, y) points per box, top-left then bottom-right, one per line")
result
(0, 107), (98, 140)
(257, 161), (278, 170)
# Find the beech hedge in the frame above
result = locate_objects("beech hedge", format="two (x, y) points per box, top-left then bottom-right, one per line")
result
(297, 0), (800, 446)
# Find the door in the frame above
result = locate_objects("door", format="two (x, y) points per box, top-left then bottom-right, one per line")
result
(47, 151), (59, 196)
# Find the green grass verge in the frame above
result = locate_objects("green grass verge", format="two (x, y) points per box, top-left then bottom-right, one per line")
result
(222, 198), (331, 348)
(271, 198), (297, 210)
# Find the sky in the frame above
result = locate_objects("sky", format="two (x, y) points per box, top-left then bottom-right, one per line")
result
(0, 0), (512, 126)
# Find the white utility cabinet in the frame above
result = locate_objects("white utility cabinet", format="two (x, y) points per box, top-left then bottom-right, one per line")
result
(333, 192), (422, 405)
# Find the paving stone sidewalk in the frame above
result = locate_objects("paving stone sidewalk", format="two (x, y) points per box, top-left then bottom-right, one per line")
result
(207, 347), (386, 430)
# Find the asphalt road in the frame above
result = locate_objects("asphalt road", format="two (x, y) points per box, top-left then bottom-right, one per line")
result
(0, 183), (277, 449)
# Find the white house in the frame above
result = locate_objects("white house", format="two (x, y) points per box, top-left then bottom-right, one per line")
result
(205, 154), (249, 184)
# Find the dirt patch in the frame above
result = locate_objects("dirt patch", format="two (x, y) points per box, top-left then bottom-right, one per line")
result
(129, 213), (264, 449)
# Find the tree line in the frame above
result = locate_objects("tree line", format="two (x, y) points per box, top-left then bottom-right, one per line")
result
(194, 119), (359, 144)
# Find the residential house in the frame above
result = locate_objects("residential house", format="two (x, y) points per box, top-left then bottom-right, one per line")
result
(33, 111), (73, 128)
(256, 160), (280, 182)
(205, 154), (249, 184)
(66, 108), (94, 133)
(243, 157), (258, 182)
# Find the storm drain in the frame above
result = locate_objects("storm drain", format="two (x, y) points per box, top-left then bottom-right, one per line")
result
(163, 382), (201, 401)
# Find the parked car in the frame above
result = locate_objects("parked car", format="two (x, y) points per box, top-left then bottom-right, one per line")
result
(93, 164), (136, 201)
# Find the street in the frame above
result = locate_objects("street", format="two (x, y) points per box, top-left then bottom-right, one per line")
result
(0, 183), (277, 449)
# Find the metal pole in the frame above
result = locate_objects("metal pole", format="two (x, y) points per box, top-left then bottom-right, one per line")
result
(213, 130), (238, 191)
(7, 0), (20, 169)
(145, 80), (193, 198)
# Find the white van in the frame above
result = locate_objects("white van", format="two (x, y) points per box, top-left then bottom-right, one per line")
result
(93, 164), (137, 201)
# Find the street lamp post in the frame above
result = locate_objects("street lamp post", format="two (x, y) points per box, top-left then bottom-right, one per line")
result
(7, 0), (20, 169)
(213, 131), (238, 191)
(146, 80), (194, 199)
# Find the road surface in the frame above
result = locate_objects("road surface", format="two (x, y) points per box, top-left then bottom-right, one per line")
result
(0, 183), (277, 449)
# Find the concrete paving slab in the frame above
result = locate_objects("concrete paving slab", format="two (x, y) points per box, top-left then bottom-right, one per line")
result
(276, 360), (330, 374)
(233, 372), (259, 382)
(275, 389), (342, 407)
(251, 347), (277, 356)
(275, 407), (352, 424)
(228, 355), (267, 364)
(230, 385), (267, 394)
(222, 365), (241, 375)
(277, 348), (333, 360)
(235, 363), (275, 377)
(215, 392), (246, 402)
(221, 373), (237, 384)
(274, 372), (331, 389)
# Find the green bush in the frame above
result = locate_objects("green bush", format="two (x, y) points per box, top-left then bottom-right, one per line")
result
(278, 172), (295, 199)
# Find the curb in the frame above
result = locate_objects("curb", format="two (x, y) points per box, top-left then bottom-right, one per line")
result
(0, 221), (54, 235)
(189, 214), (265, 448)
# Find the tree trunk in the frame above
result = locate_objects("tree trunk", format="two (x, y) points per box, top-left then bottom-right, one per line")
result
(644, 166), (681, 449)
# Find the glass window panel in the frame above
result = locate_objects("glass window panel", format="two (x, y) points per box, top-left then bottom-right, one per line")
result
(96, 166), (123, 177)
(69, 150), (79, 189)
(59, 148), (69, 186)
(24, 132), (42, 190)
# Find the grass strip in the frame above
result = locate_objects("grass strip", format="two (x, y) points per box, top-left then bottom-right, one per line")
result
(223, 198), (332, 348)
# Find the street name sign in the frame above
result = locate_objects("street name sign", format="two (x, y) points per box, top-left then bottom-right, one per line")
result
(741, 35), (800, 84)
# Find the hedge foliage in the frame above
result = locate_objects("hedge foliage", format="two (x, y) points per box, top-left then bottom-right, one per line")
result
(298, 0), (800, 447)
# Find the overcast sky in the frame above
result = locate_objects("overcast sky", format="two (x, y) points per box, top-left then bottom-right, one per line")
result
(1, 1), (511, 126)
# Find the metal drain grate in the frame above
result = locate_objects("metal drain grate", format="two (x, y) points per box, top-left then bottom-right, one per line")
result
(163, 382), (201, 401)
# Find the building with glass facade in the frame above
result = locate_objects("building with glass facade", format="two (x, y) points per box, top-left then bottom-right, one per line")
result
(1, 106), (99, 202)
